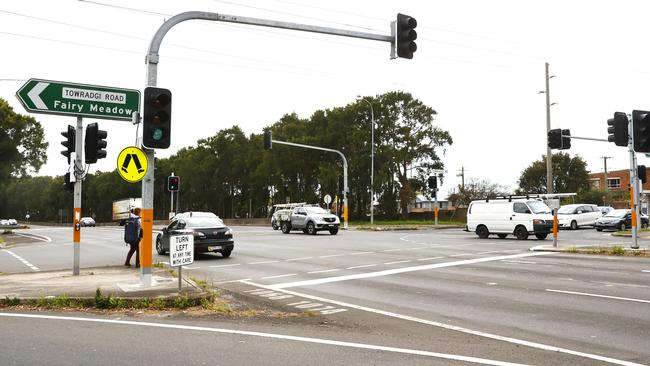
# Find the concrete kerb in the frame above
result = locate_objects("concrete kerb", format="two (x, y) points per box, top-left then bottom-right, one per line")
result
(0, 265), (207, 302)
(354, 224), (465, 231)
(529, 243), (649, 254)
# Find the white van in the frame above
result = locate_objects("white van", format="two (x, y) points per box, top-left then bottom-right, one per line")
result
(467, 198), (554, 240)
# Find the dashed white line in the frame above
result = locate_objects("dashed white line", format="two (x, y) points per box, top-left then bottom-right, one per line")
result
(546, 289), (650, 304)
(450, 253), (475, 257)
(286, 257), (313, 262)
(319, 254), (346, 258)
(308, 269), (341, 274)
(346, 264), (377, 270)
(380, 248), (403, 252)
(261, 273), (297, 280)
(248, 260), (279, 265)
(348, 251), (373, 256)
(2, 249), (40, 271)
(417, 256), (443, 261)
(0, 313), (534, 366)
(642, 270), (650, 273)
(384, 260), (412, 265)
(208, 263), (241, 268)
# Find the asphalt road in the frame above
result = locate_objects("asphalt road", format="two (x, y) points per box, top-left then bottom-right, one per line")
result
(1, 225), (649, 365)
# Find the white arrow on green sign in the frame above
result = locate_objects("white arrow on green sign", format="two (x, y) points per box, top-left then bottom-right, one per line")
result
(16, 78), (140, 121)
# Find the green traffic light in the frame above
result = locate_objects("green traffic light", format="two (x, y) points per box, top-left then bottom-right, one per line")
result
(153, 128), (163, 141)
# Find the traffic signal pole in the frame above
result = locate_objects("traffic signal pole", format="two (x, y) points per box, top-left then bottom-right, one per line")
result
(628, 116), (640, 249)
(73, 116), (83, 275)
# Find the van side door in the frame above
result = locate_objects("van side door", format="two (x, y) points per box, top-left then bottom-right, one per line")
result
(510, 202), (532, 233)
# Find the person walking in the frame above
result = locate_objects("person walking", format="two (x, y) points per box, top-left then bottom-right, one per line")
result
(124, 207), (142, 267)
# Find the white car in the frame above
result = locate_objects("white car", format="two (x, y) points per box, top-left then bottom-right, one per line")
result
(7, 219), (17, 225)
(556, 204), (602, 230)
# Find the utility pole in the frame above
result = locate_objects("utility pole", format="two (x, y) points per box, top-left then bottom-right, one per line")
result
(601, 156), (612, 190)
(457, 166), (465, 190)
(544, 62), (553, 194)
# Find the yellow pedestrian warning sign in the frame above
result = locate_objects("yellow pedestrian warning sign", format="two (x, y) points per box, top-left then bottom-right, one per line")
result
(117, 146), (148, 183)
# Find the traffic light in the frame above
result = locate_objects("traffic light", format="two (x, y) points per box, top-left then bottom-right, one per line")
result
(547, 128), (562, 149)
(167, 176), (180, 192)
(395, 13), (417, 59)
(561, 129), (571, 150)
(143, 87), (172, 149)
(633, 110), (650, 153)
(607, 112), (628, 147)
(638, 165), (647, 184)
(84, 123), (107, 164)
(61, 125), (75, 163)
(264, 130), (272, 150)
(63, 172), (74, 192)
(427, 175), (437, 189)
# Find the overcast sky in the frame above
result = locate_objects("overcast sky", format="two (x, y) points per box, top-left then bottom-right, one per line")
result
(2, 0), (650, 199)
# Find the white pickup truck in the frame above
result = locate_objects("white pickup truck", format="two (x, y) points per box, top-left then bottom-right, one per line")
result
(279, 205), (340, 235)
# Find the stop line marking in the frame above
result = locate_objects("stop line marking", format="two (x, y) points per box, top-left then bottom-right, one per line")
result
(546, 289), (650, 304)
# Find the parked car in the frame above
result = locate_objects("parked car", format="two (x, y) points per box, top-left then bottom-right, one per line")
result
(597, 206), (614, 215)
(556, 204), (602, 230)
(467, 197), (553, 240)
(79, 217), (96, 227)
(0, 219), (8, 226)
(156, 212), (234, 257)
(594, 209), (649, 231)
(7, 219), (17, 226)
(280, 206), (340, 235)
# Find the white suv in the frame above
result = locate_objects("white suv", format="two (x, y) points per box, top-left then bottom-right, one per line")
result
(557, 204), (602, 230)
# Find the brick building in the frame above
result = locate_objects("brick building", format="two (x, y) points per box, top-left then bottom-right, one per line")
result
(589, 169), (649, 210)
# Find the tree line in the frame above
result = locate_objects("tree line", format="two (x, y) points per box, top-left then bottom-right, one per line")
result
(0, 91), (453, 222)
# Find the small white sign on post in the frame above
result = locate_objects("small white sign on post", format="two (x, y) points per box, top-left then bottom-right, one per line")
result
(170, 235), (194, 267)
(324, 194), (332, 204)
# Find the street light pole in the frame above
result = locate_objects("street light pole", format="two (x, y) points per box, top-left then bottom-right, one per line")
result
(359, 97), (375, 225)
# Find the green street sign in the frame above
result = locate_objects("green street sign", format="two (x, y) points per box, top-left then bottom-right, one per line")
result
(16, 78), (140, 121)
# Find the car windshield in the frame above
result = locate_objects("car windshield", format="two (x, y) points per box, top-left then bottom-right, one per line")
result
(557, 206), (577, 214)
(604, 209), (629, 218)
(185, 218), (224, 228)
(527, 201), (551, 214)
(304, 207), (329, 215)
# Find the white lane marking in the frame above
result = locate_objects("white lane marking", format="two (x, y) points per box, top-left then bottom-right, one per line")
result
(184, 266), (200, 269)
(261, 273), (297, 280)
(346, 264), (377, 270)
(501, 260), (536, 265)
(208, 263), (241, 268)
(384, 260), (412, 265)
(380, 248), (403, 252)
(0, 313), (532, 366)
(642, 270), (650, 273)
(242, 281), (644, 366)
(319, 254), (346, 258)
(546, 289), (650, 304)
(2, 249), (40, 271)
(417, 256), (443, 261)
(348, 251), (373, 256)
(307, 269), (341, 274)
(286, 256), (313, 262)
(450, 253), (475, 257)
(14, 232), (52, 242)
(270, 252), (554, 290)
(215, 278), (252, 284)
(248, 260), (279, 265)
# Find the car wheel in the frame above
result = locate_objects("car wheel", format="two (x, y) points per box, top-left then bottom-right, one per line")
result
(476, 225), (489, 239)
(306, 221), (316, 235)
(329, 227), (339, 235)
(272, 220), (279, 230)
(221, 250), (232, 258)
(497, 234), (507, 239)
(619, 222), (627, 231)
(155, 237), (165, 255)
(642, 221), (649, 229)
(596, 228), (603, 232)
(281, 222), (291, 234)
(514, 226), (528, 240)
(535, 233), (548, 240)
(570, 220), (578, 230)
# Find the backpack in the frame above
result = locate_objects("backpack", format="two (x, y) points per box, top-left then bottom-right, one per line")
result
(124, 217), (141, 245)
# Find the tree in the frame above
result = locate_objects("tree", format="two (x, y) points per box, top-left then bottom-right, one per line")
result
(517, 153), (590, 194)
(0, 98), (48, 178)
(447, 178), (509, 207)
